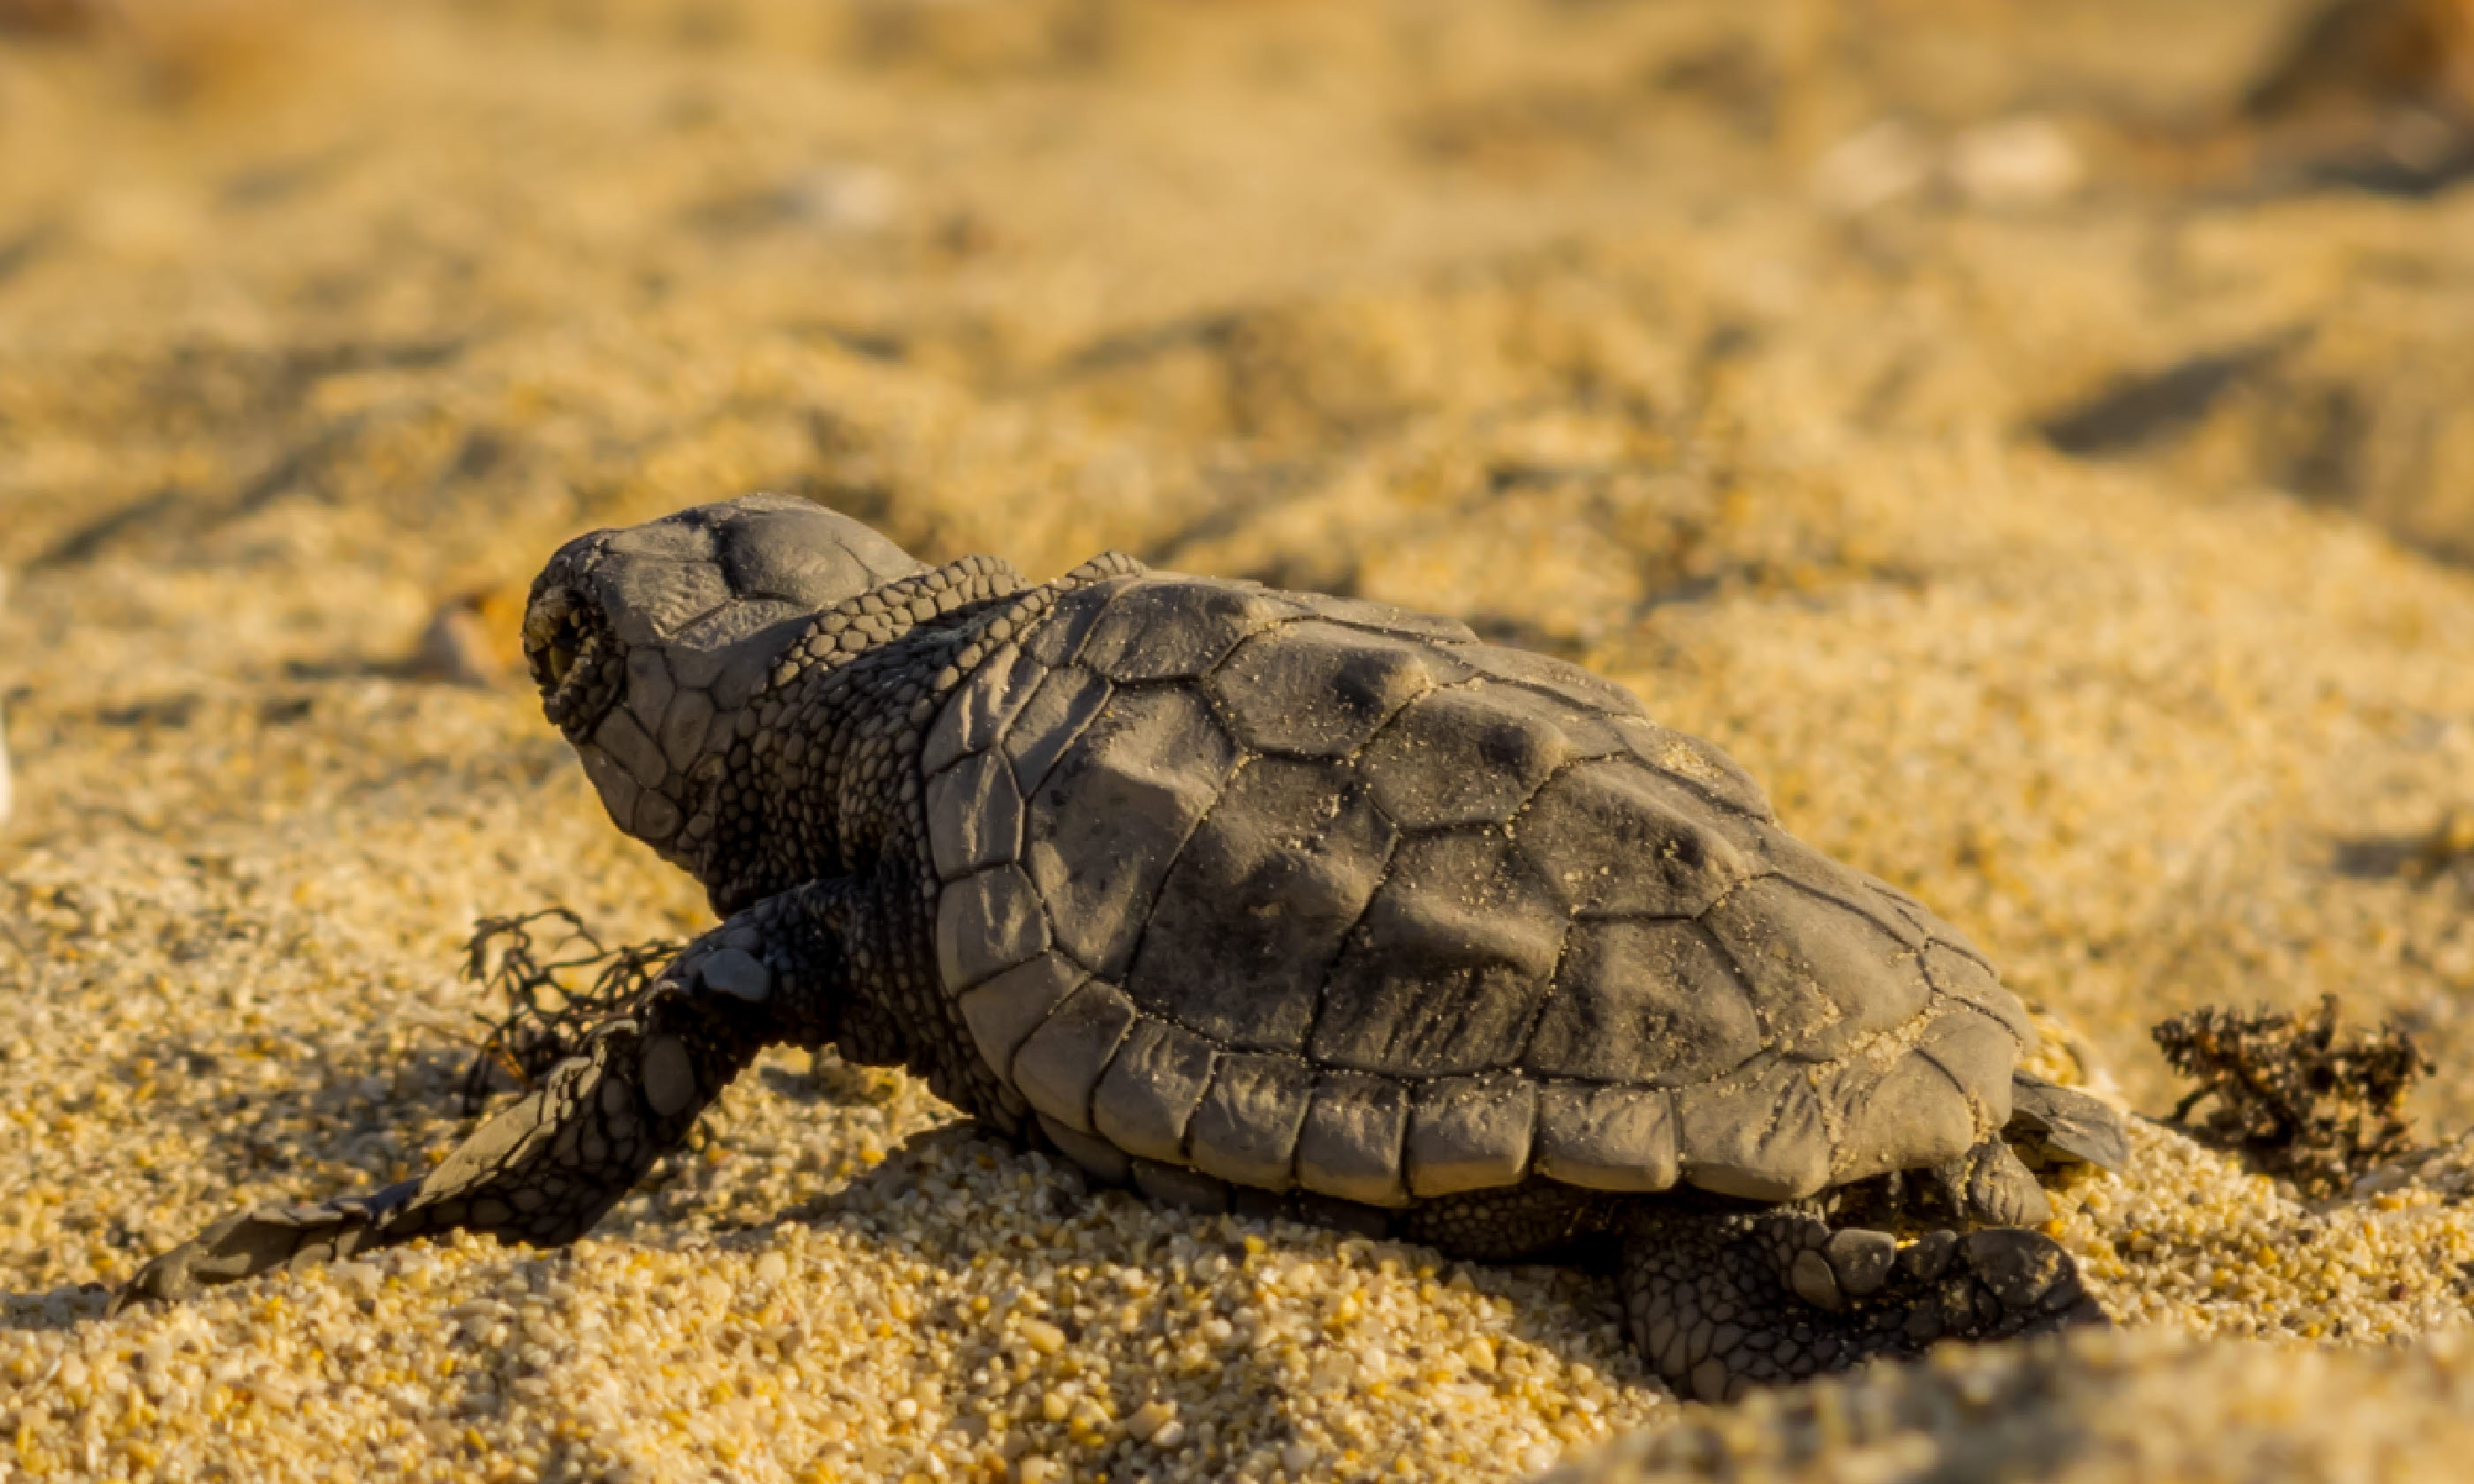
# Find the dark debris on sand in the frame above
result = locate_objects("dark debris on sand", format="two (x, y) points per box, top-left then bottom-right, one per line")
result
(2153, 994), (2432, 1198)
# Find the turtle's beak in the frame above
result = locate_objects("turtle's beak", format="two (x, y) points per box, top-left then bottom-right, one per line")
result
(523, 594), (584, 691)
(520, 582), (626, 741)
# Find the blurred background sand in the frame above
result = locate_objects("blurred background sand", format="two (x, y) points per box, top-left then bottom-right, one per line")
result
(6, 1), (2474, 1480)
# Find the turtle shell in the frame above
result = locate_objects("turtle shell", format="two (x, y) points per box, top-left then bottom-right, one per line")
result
(922, 568), (2033, 1210)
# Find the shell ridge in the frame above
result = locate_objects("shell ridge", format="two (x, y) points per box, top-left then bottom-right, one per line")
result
(1192, 613), (1445, 761)
(1290, 818), (1411, 1067)
(1808, 1060), (1850, 1167)
(1666, 917), (1776, 1093)
(1296, 822), (1560, 1079)
(1098, 738), (1258, 1017)
(1523, 915), (1777, 1091)
(1323, 625), (1448, 760)
(1490, 746), (1602, 1079)
(1915, 938), (2038, 1051)
(1908, 1024), (1973, 1103)
(1648, 769), (1768, 825)
(1119, 763), (1410, 1063)
(1761, 873), (1921, 958)
(1879, 887), (1998, 972)
(983, 570), (2005, 1201)
(1699, 876), (1856, 1052)
(1504, 881), (1582, 1078)
(1268, 769), (1408, 1052)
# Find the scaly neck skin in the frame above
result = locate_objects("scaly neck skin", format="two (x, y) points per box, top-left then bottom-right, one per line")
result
(664, 545), (1149, 1125)
(713, 556), (1036, 1109)
(677, 553), (1029, 919)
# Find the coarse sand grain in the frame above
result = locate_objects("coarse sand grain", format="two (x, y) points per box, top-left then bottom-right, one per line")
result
(9, 0), (2474, 1480)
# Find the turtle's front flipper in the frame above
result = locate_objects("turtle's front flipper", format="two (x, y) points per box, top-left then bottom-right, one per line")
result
(106, 1179), (427, 1312)
(113, 883), (859, 1314)
(112, 989), (756, 1313)
(1618, 1203), (2106, 1403)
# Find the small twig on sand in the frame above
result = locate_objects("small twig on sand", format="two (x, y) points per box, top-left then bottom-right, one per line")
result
(457, 908), (681, 1117)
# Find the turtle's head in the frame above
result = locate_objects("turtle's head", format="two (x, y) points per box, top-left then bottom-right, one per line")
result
(523, 494), (924, 866)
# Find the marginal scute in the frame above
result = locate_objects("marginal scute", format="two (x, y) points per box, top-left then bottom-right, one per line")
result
(1406, 1078), (1537, 1197)
(1037, 1113), (1132, 1185)
(1535, 1085), (1679, 1192)
(1524, 920), (1763, 1085)
(1293, 1073), (1411, 1207)
(1913, 1005), (2023, 1139)
(1186, 1054), (1315, 1190)
(1002, 665), (1112, 798)
(1701, 878), (1931, 1062)
(922, 641), (1047, 776)
(1205, 621), (1464, 757)
(1514, 759), (1749, 917)
(1131, 1159), (1231, 1215)
(1023, 685), (1237, 977)
(955, 952), (1086, 1079)
(1075, 577), (1302, 684)
(1126, 756), (1397, 1051)
(1011, 980), (1140, 1135)
(1825, 1039), (1984, 1184)
(927, 749), (1026, 882)
(1090, 1017), (1218, 1162)
(1312, 830), (1566, 1076)
(933, 864), (1051, 993)
(1674, 1056), (1834, 1201)
(1356, 684), (1570, 829)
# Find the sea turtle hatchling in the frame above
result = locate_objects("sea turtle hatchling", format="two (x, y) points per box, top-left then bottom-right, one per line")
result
(119, 494), (2127, 1399)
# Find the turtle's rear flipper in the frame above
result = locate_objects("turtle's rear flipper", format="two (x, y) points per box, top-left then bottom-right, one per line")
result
(2007, 1073), (2131, 1171)
(1618, 1208), (2107, 1403)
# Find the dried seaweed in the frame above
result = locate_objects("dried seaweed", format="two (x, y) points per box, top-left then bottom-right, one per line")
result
(2153, 995), (2431, 1197)
(457, 908), (681, 1117)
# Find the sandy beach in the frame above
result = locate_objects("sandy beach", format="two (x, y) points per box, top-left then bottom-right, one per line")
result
(6, 0), (2474, 1478)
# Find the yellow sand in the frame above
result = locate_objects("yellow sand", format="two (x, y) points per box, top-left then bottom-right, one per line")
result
(6, 1), (2474, 1479)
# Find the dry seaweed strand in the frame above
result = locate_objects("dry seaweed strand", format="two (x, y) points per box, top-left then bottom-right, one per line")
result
(457, 907), (680, 1117)
(2151, 994), (2432, 1197)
